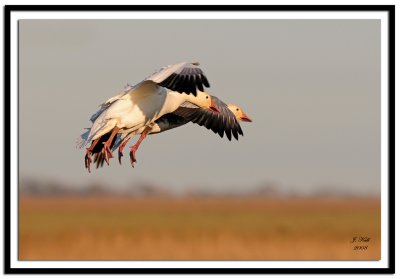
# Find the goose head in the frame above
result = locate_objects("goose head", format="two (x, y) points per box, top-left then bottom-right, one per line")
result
(188, 91), (220, 113)
(228, 104), (252, 122)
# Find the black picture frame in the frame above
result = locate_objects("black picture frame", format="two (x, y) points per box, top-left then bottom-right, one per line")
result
(4, 4), (395, 274)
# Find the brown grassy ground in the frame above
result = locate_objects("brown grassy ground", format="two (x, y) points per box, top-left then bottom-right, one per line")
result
(19, 196), (380, 260)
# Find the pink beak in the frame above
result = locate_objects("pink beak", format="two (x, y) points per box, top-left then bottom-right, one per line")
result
(208, 99), (220, 113)
(240, 113), (252, 122)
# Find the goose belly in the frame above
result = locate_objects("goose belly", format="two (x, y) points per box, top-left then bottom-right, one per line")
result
(117, 106), (150, 131)
(117, 95), (167, 130)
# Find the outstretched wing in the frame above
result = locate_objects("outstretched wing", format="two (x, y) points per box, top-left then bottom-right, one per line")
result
(89, 62), (209, 125)
(172, 96), (243, 141)
(146, 62), (210, 96)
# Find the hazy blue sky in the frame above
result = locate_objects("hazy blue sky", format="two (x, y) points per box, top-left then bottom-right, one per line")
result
(19, 19), (381, 195)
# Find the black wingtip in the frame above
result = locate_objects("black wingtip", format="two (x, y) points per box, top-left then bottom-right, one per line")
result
(196, 77), (204, 92)
(226, 130), (232, 141)
(232, 129), (239, 141)
(201, 74), (210, 88)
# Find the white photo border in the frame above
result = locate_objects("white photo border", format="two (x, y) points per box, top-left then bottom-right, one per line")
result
(4, 5), (395, 274)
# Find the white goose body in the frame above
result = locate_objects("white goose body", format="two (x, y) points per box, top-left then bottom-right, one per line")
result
(78, 62), (216, 171)
(87, 83), (191, 142)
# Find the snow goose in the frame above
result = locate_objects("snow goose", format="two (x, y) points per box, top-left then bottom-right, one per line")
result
(92, 96), (252, 168)
(77, 62), (219, 172)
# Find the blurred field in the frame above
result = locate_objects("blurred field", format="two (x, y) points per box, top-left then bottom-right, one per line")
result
(19, 196), (380, 260)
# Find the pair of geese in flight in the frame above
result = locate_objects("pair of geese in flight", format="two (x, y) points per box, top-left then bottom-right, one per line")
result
(78, 62), (252, 172)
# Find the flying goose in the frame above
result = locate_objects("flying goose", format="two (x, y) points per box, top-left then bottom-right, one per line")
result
(91, 96), (252, 168)
(77, 62), (219, 172)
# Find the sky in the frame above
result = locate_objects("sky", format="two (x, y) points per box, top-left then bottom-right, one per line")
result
(18, 19), (381, 195)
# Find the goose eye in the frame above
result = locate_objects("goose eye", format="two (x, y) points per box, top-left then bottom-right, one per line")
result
(206, 96), (209, 99)
(236, 108), (239, 111)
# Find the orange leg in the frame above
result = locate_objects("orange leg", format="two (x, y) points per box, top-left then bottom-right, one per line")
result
(129, 127), (152, 167)
(101, 126), (120, 165)
(85, 138), (100, 173)
(118, 136), (131, 164)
